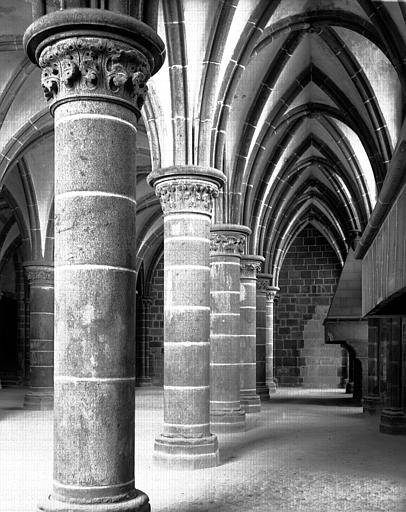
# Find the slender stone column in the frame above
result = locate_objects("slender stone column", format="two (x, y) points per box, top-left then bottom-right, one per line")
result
(380, 318), (406, 435)
(24, 8), (164, 511)
(240, 255), (264, 413)
(148, 165), (225, 469)
(265, 285), (279, 395)
(209, 224), (250, 432)
(137, 296), (152, 386)
(256, 274), (271, 401)
(23, 263), (54, 410)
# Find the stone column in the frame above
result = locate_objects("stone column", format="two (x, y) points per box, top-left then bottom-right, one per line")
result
(363, 318), (382, 414)
(256, 274), (271, 401)
(240, 255), (264, 413)
(147, 165), (225, 469)
(380, 318), (406, 435)
(209, 224), (250, 432)
(23, 263), (54, 410)
(24, 8), (164, 511)
(265, 283), (279, 395)
(137, 296), (152, 386)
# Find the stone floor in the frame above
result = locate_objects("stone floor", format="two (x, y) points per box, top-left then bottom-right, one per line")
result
(1, 387), (405, 512)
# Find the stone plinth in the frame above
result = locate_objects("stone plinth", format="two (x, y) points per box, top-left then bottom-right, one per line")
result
(148, 165), (225, 469)
(380, 408), (406, 435)
(209, 224), (250, 432)
(240, 255), (264, 413)
(23, 263), (54, 410)
(24, 7), (164, 511)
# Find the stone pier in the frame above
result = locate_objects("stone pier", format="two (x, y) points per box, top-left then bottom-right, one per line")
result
(23, 263), (54, 410)
(240, 255), (264, 413)
(148, 165), (225, 469)
(209, 224), (250, 432)
(266, 285), (279, 395)
(24, 8), (164, 511)
(256, 274), (271, 400)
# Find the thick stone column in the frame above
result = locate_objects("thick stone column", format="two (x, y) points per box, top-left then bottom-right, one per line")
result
(380, 318), (406, 435)
(265, 285), (279, 395)
(24, 8), (164, 511)
(23, 263), (54, 410)
(148, 165), (225, 469)
(256, 274), (271, 401)
(209, 224), (250, 432)
(363, 318), (382, 414)
(240, 255), (264, 413)
(137, 296), (152, 386)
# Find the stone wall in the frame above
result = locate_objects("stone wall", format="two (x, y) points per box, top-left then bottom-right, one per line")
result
(275, 226), (343, 387)
(147, 256), (164, 385)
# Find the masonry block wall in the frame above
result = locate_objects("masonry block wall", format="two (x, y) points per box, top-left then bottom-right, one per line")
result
(275, 226), (343, 387)
(147, 256), (164, 385)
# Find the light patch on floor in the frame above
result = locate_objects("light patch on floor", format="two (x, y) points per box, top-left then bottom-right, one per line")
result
(0, 387), (405, 512)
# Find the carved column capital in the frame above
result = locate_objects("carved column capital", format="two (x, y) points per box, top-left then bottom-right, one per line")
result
(38, 37), (150, 114)
(24, 264), (54, 286)
(23, 8), (165, 117)
(266, 286), (280, 302)
(256, 273), (273, 293)
(147, 166), (226, 216)
(240, 255), (264, 279)
(210, 224), (251, 256)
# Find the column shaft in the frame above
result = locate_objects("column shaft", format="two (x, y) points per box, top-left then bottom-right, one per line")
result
(255, 277), (269, 400)
(265, 286), (278, 395)
(240, 255), (264, 413)
(380, 318), (406, 435)
(24, 264), (54, 410)
(209, 225), (249, 432)
(24, 9), (164, 511)
(148, 166), (225, 469)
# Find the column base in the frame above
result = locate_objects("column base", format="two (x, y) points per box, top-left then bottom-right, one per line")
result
(37, 490), (150, 511)
(153, 433), (219, 470)
(24, 389), (54, 410)
(210, 409), (246, 433)
(240, 393), (261, 413)
(362, 395), (382, 415)
(256, 384), (270, 401)
(379, 408), (406, 435)
(136, 377), (152, 387)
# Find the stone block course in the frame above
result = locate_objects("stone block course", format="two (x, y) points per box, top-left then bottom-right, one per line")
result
(275, 226), (343, 388)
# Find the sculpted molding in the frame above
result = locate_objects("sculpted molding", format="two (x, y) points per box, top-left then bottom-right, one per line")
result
(155, 179), (219, 214)
(39, 37), (150, 113)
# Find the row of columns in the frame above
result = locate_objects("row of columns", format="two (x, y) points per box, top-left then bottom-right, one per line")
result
(23, 6), (280, 510)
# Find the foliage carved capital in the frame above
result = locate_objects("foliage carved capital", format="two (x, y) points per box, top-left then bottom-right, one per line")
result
(39, 37), (150, 115)
(24, 265), (54, 286)
(210, 233), (245, 255)
(155, 179), (219, 215)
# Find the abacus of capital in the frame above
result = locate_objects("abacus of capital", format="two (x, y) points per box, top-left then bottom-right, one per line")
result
(23, 263), (54, 410)
(240, 255), (264, 413)
(24, 8), (164, 511)
(209, 224), (251, 432)
(266, 285), (279, 395)
(147, 165), (225, 469)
